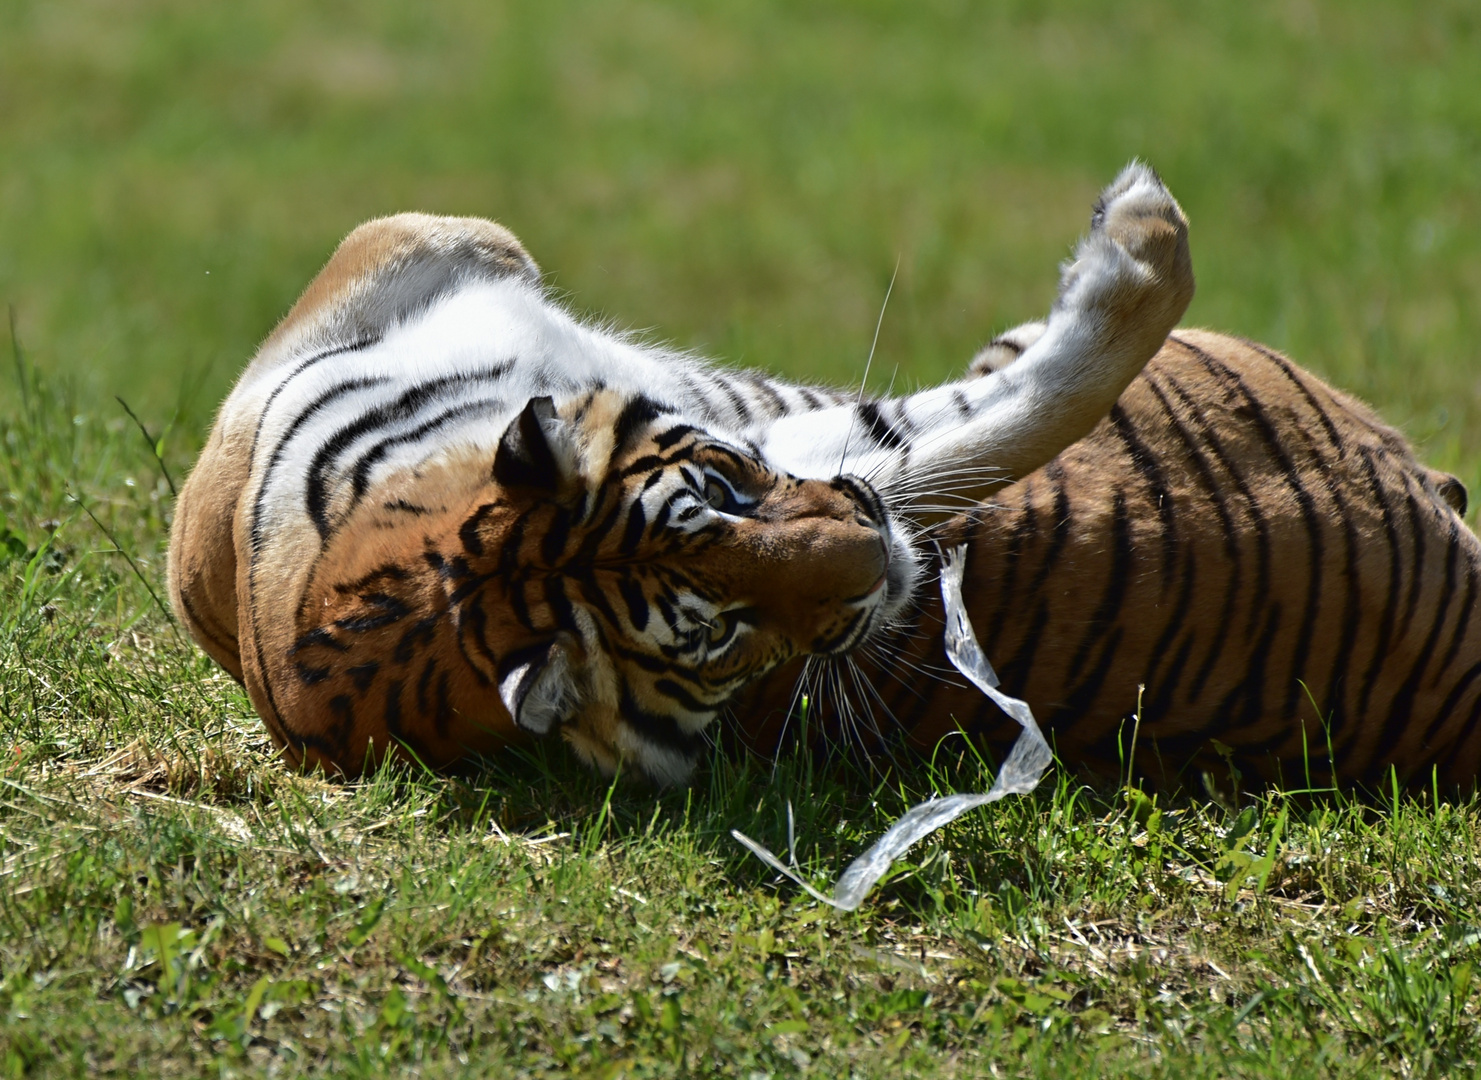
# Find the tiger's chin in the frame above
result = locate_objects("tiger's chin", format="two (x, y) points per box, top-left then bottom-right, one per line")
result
(564, 712), (706, 787)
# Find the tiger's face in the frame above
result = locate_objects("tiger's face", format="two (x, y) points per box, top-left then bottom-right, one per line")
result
(284, 389), (916, 784)
(487, 390), (914, 784)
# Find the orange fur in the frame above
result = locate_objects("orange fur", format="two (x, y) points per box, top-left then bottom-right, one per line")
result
(742, 331), (1481, 790)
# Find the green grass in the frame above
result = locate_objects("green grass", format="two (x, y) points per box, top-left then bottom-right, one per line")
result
(3, 0), (1481, 1075)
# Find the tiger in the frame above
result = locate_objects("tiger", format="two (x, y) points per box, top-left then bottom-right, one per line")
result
(737, 329), (1481, 792)
(168, 162), (1196, 785)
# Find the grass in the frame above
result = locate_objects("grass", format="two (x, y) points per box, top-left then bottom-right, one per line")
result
(2, 0), (1480, 1075)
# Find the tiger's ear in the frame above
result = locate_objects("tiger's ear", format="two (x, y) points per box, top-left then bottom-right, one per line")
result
(493, 396), (580, 494)
(498, 641), (576, 736)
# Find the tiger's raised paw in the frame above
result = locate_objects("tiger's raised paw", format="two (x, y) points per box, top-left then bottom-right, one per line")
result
(967, 163), (1192, 396)
(1055, 162), (1194, 356)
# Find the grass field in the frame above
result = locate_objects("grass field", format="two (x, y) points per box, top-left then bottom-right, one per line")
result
(3, 0), (1480, 1075)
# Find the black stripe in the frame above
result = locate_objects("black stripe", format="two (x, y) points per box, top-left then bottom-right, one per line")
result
(506, 575), (534, 631)
(654, 677), (713, 714)
(433, 668), (454, 739)
(175, 588), (239, 661)
(381, 679), (411, 753)
(460, 502), (497, 557)
(885, 399), (918, 438)
(742, 373), (790, 419)
(1242, 338), (1346, 457)
(1210, 604), (1283, 736)
(327, 694), (356, 755)
(333, 592), (410, 633)
(1065, 490), (1132, 686)
(855, 401), (906, 451)
(573, 569), (622, 629)
(496, 510), (531, 576)
(1050, 627), (1128, 736)
(332, 563), (412, 595)
(610, 642), (670, 674)
(951, 389), (972, 419)
(541, 506), (572, 566)
(618, 684), (704, 756)
(347, 661), (379, 693)
(613, 395), (665, 458)
(1144, 373), (1244, 705)
(1355, 448), (1403, 719)
(618, 575), (650, 631)
(712, 375), (754, 426)
(544, 576), (576, 631)
(295, 662), (331, 685)
(621, 454), (665, 478)
(570, 499), (626, 564)
(457, 594), (500, 683)
(423, 550), (472, 582)
(1416, 659), (1481, 754)
(1371, 515), (1460, 759)
(251, 375), (387, 557)
(1166, 340), (1271, 640)
(243, 339), (379, 755)
(1434, 547), (1478, 686)
(346, 398), (503, 515)
(1318, 461), (1363, 737)
(704, 444), (762, 475)
(650, 487), (691, 535)
(619, 499), (648, 556)
(496, 641), (554, 682)
(654, 424), (698, 451)
(1143, 540), (1198, 697)
(1025, 460), (1073, 597)
(292, 626), (349, 654)
(393, 616), (439, 664)
(1108, 403), (1177, 584)
(447, 567), (496, 606)
(244, 337), (380, 479)
(1203, 350), (1327, 719)
(306, 372), (498, 539)
(415, 656), (438, 715)
(814, 608), (868, 654)
(982, 487), (1037, 649)
(1393, 483), (1426, 646)
(676, 371), (722, 421)
(1144, 631), (1197, 724)
(993, 600), (1052, 708)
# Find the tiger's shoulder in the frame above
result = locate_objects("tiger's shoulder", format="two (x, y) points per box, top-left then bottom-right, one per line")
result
(167, 213), (541, 681)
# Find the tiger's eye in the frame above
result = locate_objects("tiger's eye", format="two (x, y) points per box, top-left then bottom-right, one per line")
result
(708, 612), (734, 644)
(704, 479), (728, 510)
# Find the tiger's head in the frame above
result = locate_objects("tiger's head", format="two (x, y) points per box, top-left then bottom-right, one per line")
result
(282, 388), (916, 784)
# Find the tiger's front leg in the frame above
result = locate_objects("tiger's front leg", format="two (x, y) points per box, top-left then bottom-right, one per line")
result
(759, 161), (1195, 520)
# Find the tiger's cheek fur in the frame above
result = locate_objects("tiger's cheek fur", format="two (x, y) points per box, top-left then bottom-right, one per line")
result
(241, 457), (555, 773)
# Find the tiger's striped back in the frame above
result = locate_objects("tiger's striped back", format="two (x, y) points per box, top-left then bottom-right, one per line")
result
(741, 330), (1481, 790)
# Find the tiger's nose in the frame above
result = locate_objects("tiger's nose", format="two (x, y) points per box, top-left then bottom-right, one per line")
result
(829, 474), (889, 528)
